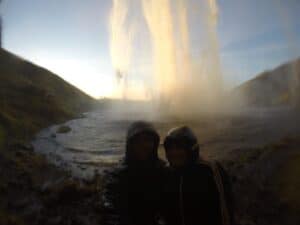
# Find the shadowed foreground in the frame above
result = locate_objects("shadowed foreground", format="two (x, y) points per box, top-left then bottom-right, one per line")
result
(1, 49), (300, 225)
(0, 49), (101, 224)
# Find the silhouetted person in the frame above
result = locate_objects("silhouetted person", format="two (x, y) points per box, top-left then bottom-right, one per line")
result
(162, 126), (235, 225)
(101, 121), (165, 225)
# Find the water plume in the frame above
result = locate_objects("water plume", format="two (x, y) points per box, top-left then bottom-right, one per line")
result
(109, 0), (225, 117)
(109, 0), (134, 99)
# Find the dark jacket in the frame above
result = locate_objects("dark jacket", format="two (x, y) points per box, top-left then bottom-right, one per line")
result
(162, 160), (234, 225)
(101, 121), (165, 225)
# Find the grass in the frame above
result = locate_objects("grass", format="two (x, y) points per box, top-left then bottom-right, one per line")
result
(231, 136), (295, 166)
(0, 209), (25, 225)
(233, 58), (300, 107)
(0, 48), (96, 146)
(225, 136), (300, 225)
(0, 49), (101, 225)
(248, 137), (300, 221)
(274, 148), (300, 214)
(0, 124), (5, 149)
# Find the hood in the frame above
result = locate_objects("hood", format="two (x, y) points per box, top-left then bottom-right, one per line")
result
(164, 126), (200, 164)
(125, 121), (160, 165)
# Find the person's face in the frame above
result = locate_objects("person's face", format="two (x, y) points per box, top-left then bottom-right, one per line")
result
(130, 133), (156, 161)
(165, 144), (188, 168)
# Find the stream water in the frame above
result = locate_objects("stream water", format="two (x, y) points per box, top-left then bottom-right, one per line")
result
(32, 103), (300, 179)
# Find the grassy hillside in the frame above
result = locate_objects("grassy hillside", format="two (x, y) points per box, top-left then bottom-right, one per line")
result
(0, 49), (100, 225)
(225, 136), (300, 225)
(0, 48), (96, 146)
(235, 58), (300, 107)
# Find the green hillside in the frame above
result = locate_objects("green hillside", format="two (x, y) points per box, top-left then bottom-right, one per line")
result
(235, 58), (300, 107)
(0, 49), (100, 225)
(0, 48), (96, 147)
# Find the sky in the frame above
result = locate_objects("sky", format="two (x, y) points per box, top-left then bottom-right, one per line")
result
(1, 0), (300, 98)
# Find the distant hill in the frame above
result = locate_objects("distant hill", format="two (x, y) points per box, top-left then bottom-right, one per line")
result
(234, 58), (300, 107)
(0, 48), (96, 147)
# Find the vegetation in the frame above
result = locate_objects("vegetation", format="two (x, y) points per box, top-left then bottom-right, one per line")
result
(0, 49), (100, 225)
(234, 58), (300, 107)
(1, 48), (299, 224)
(0, 48), (95, 145)
(274, 144), (300, 216)
(224, 136), (300, 225)
(0, 124), (5, 149)
(0, 209), (25, 225)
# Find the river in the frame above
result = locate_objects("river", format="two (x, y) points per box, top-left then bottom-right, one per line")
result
(32, 102), (300, 179)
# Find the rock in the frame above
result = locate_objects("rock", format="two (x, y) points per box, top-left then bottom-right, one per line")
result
(40, 177), (67, 193)
(78, 113), (86, 119)
(51, 133), (57, 138)
(9, 141), (34, 152)
(79, 165), (87, 171)
(56, 125), (71, 134)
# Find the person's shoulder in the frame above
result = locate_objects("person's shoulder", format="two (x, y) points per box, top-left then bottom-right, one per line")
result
(196, 160), (214, 171)
(197, 159), (225, 170)
(194, 160), (224, 177)
(197, 160), (230, 181)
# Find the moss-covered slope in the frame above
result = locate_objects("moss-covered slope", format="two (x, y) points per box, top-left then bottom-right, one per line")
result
(0, 48), (96, 145)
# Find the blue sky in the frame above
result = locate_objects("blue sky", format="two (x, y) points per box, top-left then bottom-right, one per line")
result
(1, 0), (300, 98)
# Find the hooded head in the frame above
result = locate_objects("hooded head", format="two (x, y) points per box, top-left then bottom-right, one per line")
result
(164, 126), (200, 167)
(125, 121), (160, 165)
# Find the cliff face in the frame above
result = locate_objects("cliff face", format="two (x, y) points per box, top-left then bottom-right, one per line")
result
(0, 49), (96, 146)
(234, 58), (300, 107)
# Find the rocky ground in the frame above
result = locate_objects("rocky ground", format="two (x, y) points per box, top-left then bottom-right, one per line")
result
(0, 140), (103, 225)
(223, 136), (300, 225)
(1, 48), (299, 225)
(0, 48), (101, 225)
(1, 133), (299, 225)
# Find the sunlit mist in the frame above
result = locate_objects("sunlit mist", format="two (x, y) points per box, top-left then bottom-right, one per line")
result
(109, 0), (225, 116)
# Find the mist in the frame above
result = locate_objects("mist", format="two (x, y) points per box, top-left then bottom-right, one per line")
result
(109, 0), (237, 118)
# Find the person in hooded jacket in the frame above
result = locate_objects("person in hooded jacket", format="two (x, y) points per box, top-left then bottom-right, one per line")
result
(101, 121), (165, 225)
(162, 126), (235, 225)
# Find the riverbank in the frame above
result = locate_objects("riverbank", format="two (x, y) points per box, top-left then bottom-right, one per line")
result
(0, 48), (101, 225)
(0, 142), (102, 225)
(2, 117), (300, 225)
(32, 112), (300, 225)
(1, 48), (299, 225)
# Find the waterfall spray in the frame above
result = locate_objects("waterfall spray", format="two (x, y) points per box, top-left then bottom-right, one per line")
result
(109, 0), (224, 116)
(109, 0), (135, 98)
